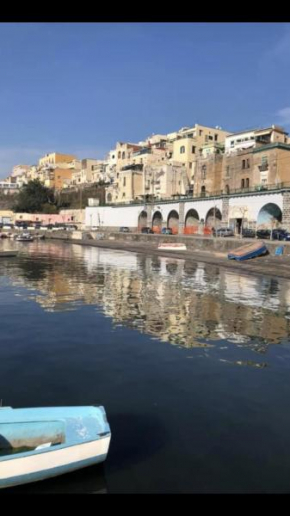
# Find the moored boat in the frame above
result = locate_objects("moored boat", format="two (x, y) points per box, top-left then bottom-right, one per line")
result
(15, 232), (34, 242)
(0, 405), (111, 488)
(0, 251), (18, 258)
(228, 241), (268, 261)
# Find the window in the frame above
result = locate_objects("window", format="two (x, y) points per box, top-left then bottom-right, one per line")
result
(199, 130), (203, 136)
(214, 134), (218, 141)
(201, 165), (207, 179)
(205, 135), (208, 142)
(123, 177), (126, 186)
(208, 135), (213, 141)
(242, 160), (246, 169)
(226, 166), (230, 177)
(122, 193), (126, 198)
(201, 185), (206, 196)
(180, 146), (185, 154)
(189, 162), (193, 169)
(246, 178), (250, 188)
(112, 155), (115, 159)
(192, 146), (196, 154)
(117, 173), (119, 178)
(230, 140), (234, 147)
(225, 184), (230, 194)
(118, 151), (121, 158)
(247, 159), (250, 168)
(122, 152), (125, 159)
(241, 179), (245, 188)
(91, 166), (94, 171)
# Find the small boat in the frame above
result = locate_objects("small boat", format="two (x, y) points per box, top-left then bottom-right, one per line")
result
(228, 241), (268, 261)
(15, 232), (34, 242)
(0, 405), (111, 489)
(0, 251), (18, 258)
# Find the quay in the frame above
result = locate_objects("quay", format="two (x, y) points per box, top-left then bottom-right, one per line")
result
(46, 230), (290, 281)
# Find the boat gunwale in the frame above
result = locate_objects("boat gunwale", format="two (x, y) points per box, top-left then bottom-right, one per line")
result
(0, 432), (111, 462)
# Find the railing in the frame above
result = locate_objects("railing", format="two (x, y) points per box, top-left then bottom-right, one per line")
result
(100, 181), (290, 208)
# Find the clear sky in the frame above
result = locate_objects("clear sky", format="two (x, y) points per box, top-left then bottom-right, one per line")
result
(0, 22), (290, 179)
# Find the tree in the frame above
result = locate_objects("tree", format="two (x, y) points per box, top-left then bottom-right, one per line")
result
(13, 180), (56, 213)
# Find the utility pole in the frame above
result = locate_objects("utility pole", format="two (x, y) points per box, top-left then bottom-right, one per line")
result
(79, 184), (82, 210)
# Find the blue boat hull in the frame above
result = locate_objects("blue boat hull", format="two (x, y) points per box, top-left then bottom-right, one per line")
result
(228, 243), (268, 261)
(0, 406), (111, 489)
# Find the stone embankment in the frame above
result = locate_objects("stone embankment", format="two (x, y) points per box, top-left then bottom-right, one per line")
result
(46, 230), (290, 280)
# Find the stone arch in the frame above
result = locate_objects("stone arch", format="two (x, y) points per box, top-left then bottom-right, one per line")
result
(184, 208), (199, 235)
(167, 210), (179, 234)
(152, 210), (162, 233)
(257, 203), (282, 229)
(185, 209), (199, 226)
(205, 207), (222, 228)
(138, 210), (148, 229)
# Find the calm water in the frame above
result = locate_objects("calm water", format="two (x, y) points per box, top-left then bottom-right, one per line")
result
(1, 239), (290, 492)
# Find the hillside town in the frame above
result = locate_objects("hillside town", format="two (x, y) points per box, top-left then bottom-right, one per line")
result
(1, 122), (290, 203)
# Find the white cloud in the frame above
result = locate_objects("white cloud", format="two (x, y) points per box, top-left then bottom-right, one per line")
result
(276, 107), (290, 126)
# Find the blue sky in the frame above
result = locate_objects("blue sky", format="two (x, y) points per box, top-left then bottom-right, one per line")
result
(0, 22), (290, 179)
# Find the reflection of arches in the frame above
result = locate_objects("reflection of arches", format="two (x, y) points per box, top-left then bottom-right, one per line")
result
(167, 210), (179, 234)
(107, 193), (112, 202)
(152, 211), (162, 233)
(205, 207), (222, 228)
(257, 203), (282, 229)
(185, 209), (199, 226)
(138, 210), (147, 229)
(166, 262), (178, 275)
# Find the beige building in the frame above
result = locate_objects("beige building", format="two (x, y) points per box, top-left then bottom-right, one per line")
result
(72, 159), (99, 185)
(38, 153), (76, 168)
(143, 162), (187, 199)
(225, 125), (288, 155)
(11, 165), (31, 178)
(222, 142), (290, 194)
(194, 143), (224, 197)
(43, 167), (73, 190)
(106, 165), (143, 204)
(172, 124), (231, 193)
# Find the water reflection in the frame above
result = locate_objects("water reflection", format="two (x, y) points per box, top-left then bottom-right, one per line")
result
(1, 240), (290, 356)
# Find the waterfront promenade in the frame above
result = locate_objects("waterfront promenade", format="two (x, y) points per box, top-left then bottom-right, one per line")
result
(47, 231), (290, 281)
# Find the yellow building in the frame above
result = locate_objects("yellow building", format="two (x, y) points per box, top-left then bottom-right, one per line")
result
(38, 153), (76, 168)
(172, 124), (231, 193)
(43, 167), (73, 190)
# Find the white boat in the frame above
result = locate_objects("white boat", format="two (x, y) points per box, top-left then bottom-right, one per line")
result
(0, 405), (111, 488)
(15, 232), (34, 242)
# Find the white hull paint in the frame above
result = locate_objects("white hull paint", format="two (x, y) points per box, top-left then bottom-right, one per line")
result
(0, 436), (110, 482)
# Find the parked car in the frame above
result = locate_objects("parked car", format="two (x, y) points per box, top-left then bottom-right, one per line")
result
(65, 225), (78, 231)
(141, 227), (154, 234)
(119, 227), (130, 233)
(242, 228), (256, 238)
(256, 229), (271, 239)
(161, 227), (173, 235)
(271, 229), (289, 240)
(215, 227), (234, 237)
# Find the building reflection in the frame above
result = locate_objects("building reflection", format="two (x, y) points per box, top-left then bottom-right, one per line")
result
(2, 240), (290, 354)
